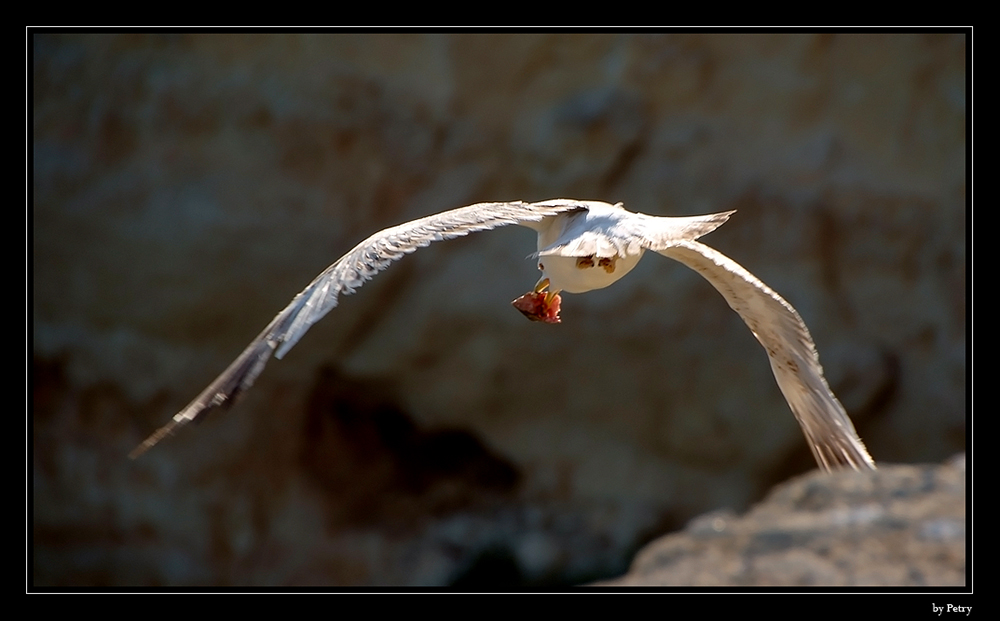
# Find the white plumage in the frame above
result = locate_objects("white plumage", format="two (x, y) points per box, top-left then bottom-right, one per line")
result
(131, 199), (875, 472)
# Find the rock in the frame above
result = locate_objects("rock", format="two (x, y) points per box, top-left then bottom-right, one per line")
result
(599, 455), (965, 586)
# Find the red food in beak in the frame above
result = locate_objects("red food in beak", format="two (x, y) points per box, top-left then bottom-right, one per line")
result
(511, 291), (562, 324)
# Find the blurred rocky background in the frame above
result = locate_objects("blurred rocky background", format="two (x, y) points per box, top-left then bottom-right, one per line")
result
(32, 33), (966, 586)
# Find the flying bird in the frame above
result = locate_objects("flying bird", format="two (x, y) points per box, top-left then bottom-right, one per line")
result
(130, 199), (875, 472)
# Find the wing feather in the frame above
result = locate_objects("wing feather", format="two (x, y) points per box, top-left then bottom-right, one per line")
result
(658, 239), (876, 472)
(130, 200), (585, 458)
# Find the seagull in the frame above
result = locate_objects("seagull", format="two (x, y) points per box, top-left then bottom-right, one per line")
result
(130, 199), (875, 472)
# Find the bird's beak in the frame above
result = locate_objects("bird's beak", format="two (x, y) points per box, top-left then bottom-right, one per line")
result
(513, 275), (562, 324)
(532, 277), (559, 310)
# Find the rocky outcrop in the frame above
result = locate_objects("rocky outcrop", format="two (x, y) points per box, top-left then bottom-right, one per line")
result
(599, 455), (966, 586)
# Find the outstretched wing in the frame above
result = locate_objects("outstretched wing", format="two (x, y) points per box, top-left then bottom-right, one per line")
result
(657, 239), (876, 472)
(130, 200), (586, 458)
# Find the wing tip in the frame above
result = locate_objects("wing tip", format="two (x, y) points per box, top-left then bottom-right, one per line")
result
(810, 437), (877, 473)
(128, 422), (177, 459)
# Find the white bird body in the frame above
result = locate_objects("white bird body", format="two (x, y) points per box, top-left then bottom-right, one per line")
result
(526, 200), (733, 295)
(536, 250), (643, 294)
(131, 199), (875, 473)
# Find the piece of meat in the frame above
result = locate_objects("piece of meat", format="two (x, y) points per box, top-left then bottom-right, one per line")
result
(511, 290), (562, 324)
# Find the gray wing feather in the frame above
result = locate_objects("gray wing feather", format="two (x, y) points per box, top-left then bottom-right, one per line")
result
(130, 200), (585, 458)
(658, 239), (876, 472)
